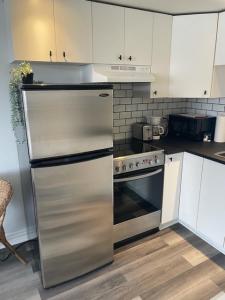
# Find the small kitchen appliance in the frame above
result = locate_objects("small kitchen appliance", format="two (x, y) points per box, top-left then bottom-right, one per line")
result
(132, 123), (153, 141)
(169, 114), (216, 141)
(145, 116), (166, 140)
(113, 139), (165, 244)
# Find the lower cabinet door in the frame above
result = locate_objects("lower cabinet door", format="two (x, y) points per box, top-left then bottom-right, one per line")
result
(179, 153), (203, 230)
(161, 153), (183, 226)
(197, 159), (225, 249)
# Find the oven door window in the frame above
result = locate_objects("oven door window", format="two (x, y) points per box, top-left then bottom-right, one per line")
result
(114, 167), (164, 224)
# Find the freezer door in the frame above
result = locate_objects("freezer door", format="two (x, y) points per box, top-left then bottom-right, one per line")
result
(22, 89), (113, 160)
(31, 154), (113, 288)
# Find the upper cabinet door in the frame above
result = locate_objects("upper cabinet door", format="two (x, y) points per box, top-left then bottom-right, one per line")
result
(170, 14), (218, 98)
(54, 0), (92, 63)
(215, 12), (225, 66)
(151, 13), (173, 98)
(125, 8), (153, 66)
(92, 3), (125, 64)
(6, 0), (56, 62)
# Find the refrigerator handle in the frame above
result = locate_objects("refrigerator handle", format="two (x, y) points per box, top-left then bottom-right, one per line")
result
(31, 149), (113, 169)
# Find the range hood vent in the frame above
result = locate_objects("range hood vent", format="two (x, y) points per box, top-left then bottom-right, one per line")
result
(81, 64), (155, 83)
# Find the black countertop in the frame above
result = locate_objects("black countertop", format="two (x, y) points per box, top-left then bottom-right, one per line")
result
(149, 136), (225, 165)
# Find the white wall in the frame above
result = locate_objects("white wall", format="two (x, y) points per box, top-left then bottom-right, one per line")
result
(0, 0), (27, 247)
(0, 0), (82, 248)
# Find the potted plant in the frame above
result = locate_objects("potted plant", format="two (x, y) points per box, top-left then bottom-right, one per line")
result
(9, 62), (33, 140)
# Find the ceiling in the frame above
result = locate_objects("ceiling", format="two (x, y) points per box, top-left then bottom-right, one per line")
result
(95, 0), (225, 14)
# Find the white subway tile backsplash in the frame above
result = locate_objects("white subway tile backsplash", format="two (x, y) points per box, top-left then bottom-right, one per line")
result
(114, 133), (126, 140)
(112, 84), (224, 140)
(120, 98), (132, 105)
(114, 90), (127, 98)
(201, 103), (213, 110)
(148, 103), (158, 110)
(138, 104), (148, 111)
(114, 105), (125, 113)
(132, 111), (143, 118)
(126, 104), (137, 112)
(113, 112), (120, 120)
(114, 119), (126, 126)
(126, 118), (137, 125)
(126, 90), (133, 97)
(132, 97), (143, 104)
(208, 98), (220, 104)
(192, 103), (202, 109)
(213, 104), (225, 112)
(120, 125), (131, 133)
(113, 98), (120, 105)
(120, 111), (132, 119)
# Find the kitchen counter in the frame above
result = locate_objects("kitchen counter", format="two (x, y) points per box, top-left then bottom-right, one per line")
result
(150, 136), (225, 165)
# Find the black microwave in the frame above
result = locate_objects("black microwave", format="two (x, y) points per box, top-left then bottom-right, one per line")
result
(168, 114), (216, 141)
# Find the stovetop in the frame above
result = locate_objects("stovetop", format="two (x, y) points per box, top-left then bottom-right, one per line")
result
(113, 139), (161, 158)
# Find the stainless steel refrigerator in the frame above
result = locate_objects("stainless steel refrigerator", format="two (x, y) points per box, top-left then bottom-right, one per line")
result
(21, 84), (114, 288)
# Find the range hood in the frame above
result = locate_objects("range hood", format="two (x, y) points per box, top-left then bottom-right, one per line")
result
(81, 64), (155, 83)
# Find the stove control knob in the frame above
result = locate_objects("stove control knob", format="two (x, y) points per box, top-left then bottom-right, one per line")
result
(129, 163), (134, 169)
(155, 156), (160, 164)
(122, 165), (127, 171)
(136, 162), (140, 168)
(115, 166), (120, 172)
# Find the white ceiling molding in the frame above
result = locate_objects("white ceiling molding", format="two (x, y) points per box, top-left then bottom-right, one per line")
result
(94, 0), (225, 14)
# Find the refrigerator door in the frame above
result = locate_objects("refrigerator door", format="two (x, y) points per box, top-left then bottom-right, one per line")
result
(22, 89), (113, 161)
(31, 153), (113, 288)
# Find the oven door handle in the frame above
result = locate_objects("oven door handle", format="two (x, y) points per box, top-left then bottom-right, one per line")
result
(114, 168), (163, 183)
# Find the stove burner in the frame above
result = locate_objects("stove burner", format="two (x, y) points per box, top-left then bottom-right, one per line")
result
(113, 139), (161, 158)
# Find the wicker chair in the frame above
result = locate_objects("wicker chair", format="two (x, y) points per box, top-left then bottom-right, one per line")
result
(0, 179), (26, 264)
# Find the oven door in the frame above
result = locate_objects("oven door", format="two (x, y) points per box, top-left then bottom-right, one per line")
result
(113, 166), (164, 243)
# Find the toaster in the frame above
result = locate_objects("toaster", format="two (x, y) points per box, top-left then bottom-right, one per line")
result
(132, 123), (153, 141)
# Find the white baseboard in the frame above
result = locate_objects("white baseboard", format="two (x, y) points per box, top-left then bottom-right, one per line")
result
(0, 227), (37, 250)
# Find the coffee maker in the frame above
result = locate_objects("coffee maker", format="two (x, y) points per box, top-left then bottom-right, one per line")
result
(146, 116), (167, 140)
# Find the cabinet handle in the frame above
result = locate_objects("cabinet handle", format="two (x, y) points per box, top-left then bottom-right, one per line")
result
(204, 90), (207, 95)
(49, 50), (53, 61)
(118, 55), (122, 61)
(63, 51), (67, 61)
(153, 90), (158, 96)
(128, 56), (132, 61)
(169, 157), (173, 162)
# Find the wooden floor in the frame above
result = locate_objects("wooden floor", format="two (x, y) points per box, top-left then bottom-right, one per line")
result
(1, 224), (225, 300)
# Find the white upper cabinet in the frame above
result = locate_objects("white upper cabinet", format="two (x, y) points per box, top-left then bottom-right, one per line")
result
(197, 159), (225, 250)
(170, 14), (218, 98)
(151, 13), (173, 98)
(6, 0), (56, 62)
(54, 0), (92, 64)
(215, 12), (225, 66)
(92, 3), (153, 66)
(179, 153), (203, 231)
(124, 8), (153, 66)
(92, 3), (125, 64)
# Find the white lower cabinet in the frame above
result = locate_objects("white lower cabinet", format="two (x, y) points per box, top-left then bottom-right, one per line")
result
(197, 159), (225, 251)
(161, 153), (183, 228)
(179, 153), (203, 231)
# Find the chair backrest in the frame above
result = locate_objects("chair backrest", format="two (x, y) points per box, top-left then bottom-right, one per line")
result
(0, 179), (13, 226)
